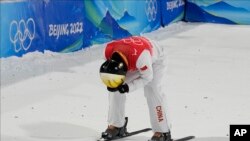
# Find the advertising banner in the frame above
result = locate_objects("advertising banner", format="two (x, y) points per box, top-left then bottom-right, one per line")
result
(185, 0), (250, 24)
(161, 0), (185, 26)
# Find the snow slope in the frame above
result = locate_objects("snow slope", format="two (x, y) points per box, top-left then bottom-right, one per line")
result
(1, 22), (250, 141)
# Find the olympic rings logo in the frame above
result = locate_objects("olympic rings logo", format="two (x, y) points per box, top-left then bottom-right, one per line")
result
(145, 0), (158, 22)
(9, 18), (36, 52)
(122, 37), (144, 46)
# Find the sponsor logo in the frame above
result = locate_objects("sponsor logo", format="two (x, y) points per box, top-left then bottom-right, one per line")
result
(145, 0), (158, 22)
(9, 18), (35, 52)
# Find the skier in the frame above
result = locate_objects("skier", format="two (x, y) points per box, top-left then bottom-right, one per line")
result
(99, 36), (171, 141)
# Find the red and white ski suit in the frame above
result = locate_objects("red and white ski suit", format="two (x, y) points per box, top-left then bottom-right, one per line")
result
(104, 36), (170, 132)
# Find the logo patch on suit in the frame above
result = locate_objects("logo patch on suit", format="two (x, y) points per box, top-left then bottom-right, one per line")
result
(156, 106), (164, 122)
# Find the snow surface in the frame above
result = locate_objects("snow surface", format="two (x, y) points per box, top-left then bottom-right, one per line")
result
(1, 22), (250, 141)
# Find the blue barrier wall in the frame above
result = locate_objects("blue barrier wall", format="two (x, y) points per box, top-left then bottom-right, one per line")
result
(1, 0), (250, 58)
(1, 0), (164, 58)
(185, 0), (250, 24)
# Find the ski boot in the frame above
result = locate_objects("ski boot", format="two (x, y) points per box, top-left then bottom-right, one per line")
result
(149, 131), (172, 141)
(101, 117), (128, 140)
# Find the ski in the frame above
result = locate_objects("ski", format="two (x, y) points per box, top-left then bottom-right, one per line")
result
(97, 128), (152, 141)
(174, 136), (195, 141)
(98, 130), (194, 141)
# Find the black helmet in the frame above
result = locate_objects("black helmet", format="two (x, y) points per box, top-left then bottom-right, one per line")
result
(99, 52), (127, 88)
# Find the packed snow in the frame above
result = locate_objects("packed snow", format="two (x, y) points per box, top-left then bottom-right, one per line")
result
(1, 22), (250, 141)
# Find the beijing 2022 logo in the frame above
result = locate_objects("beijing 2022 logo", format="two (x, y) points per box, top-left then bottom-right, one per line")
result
(145, 0), (158, 22)
(9, 18), (35, 53)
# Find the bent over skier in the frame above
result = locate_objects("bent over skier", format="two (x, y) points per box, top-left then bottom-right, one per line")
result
(99, 36), (171, 141)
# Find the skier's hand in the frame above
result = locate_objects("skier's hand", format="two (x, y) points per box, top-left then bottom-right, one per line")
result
(118, 83), (129, 94)
(107, 87), (118, 92)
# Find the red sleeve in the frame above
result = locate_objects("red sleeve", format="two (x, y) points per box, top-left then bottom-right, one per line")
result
(105, 43), (114, 60)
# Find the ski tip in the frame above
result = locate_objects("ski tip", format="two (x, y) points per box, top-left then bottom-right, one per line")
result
(97, 138), (108, 141)
(188, 136), (195, 139)
(174, 135), (195, 141)
(185, 135), (195, 140)
(144, 128), (152, 131)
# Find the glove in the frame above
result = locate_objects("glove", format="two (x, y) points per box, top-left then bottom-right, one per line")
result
(107, 87), (118, 92)
(118, 83), (129, 94)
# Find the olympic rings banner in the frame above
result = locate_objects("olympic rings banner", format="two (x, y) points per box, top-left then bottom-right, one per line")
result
(0, 0), (180, 58)
(185, 0), (250, 24)
(1, 1), (45, 57)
